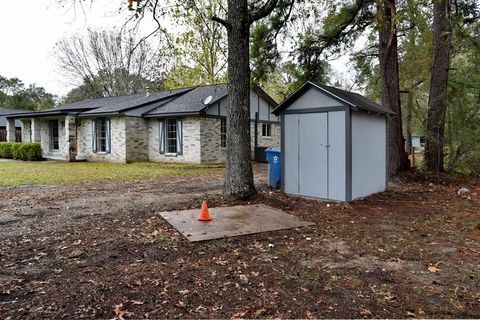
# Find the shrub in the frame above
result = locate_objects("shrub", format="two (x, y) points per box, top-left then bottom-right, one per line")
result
(11, 143), (22, 160)
(19, 143), (43, 161)
(0, 142), (15, 159)
(0, 142), (42, 161)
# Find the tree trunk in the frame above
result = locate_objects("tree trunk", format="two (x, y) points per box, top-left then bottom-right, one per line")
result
(425, 0), (451, 172)
(223, 0), (256, 199)
(405, 91), (413, 156)
(378, 0), (408, 176)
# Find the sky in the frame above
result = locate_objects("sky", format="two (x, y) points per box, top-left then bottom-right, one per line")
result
(0, 0), (352, 98)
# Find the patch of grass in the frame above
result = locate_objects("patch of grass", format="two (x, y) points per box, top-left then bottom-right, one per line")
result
(0, 160), (224, 187)
(157, 232), (177, 246)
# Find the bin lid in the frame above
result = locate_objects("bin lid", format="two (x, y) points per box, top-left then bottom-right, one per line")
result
(265, 147), (281, 153)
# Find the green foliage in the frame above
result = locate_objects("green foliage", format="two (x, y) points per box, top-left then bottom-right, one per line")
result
(0, 75), (55, 110)
(251, 22), (280, 83)
(0, 142), (15, 159)
(163, 0), (227, 88)
(0, 142), (42, 161)
(444, 35), (480, 175)
(296, 32), (332, 85)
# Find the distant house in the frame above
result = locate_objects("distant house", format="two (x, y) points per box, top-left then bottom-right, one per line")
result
(0, 107), (28, 142)
(6, 84), (280, 163)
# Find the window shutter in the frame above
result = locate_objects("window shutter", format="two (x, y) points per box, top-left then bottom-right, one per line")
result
(176, 119), (183, 155)
(92, 119), (97, 153)
(106, 118), (111, 154)
(159, 119), (165, 154)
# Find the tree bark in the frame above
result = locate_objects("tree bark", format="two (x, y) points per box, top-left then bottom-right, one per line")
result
(405, 91), (413, 156)
(378, 0), (409, 176)
(212, 0), (278, 199)
(222, 0), (255, 199)
(425, 0), (451, 172)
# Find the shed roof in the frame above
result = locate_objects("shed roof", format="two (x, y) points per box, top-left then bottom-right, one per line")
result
(272, 81), (393, 115)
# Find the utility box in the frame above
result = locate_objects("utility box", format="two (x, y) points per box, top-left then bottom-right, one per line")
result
(273, 81), (392, 201)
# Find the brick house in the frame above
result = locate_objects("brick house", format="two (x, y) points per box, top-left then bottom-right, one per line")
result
(6, 84), (280, 163)
(0, 107), (28, 142)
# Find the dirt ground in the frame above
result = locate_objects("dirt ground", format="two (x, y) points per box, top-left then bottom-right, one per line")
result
(1, 164), (479, 319)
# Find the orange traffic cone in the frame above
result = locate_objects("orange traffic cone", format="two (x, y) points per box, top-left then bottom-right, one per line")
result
(197, 200), (212, 221)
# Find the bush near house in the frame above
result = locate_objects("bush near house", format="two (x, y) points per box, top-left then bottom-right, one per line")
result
(0, 142), (15, 159)
(0, 142), (43, 161)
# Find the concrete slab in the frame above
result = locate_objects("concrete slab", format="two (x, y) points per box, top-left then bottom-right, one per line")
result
(159, 204), (314, 242)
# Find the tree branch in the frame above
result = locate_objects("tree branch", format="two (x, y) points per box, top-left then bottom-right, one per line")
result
(211, 15), (231, 29)
(249, 0), (279, 24)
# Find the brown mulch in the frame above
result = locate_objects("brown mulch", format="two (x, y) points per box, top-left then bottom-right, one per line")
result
(0, 165), (479, 319)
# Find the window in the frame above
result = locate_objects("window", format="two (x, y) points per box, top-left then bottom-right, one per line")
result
(92, 118), (111, 153)
(159, 118), (183, 155)
(50, 120), (59, 150)
(262, 123), (272, 137)
(220, 118), (227, 147)
(166, 119), (177, 154)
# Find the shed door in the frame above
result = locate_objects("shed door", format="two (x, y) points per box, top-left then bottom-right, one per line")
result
(283, 113), (328, 198)
(283, 111), (346, 200)
(299, 113), (328, 198)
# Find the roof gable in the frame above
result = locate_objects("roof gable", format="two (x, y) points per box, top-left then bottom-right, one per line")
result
(273, 81), (393, 115)
(144, 84), (228, 117)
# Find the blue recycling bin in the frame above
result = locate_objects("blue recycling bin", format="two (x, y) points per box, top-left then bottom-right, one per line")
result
(265, 147), (281, 188)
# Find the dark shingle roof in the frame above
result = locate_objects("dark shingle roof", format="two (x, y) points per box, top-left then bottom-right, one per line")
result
(80, 88), (192, 115)
(6, 83), (272, 119)
(273, 81), (393, 115)
(144, 84), (228, 116)
(0, 107), (29, 127)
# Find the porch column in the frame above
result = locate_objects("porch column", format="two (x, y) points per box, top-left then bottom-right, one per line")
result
(31, 118), (41, 143)
(6, 118), (16, 142)
(65, 116), (77, 161)
(21, 119), (32, 142)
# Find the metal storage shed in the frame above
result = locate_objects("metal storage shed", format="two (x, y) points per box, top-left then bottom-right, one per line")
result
(272, 81), (393, 201)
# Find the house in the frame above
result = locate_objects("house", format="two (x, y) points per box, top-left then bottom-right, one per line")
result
(0, 107), (28, 142)
(6, 84), (280, 163)
(273, 81), (392, 201)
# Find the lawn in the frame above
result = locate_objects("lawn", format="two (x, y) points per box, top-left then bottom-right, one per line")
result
(0, 160), (224, 187)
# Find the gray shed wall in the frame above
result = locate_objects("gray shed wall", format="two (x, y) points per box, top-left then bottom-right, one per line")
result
(351, 111), (387, 199)
(285, 89), (343, 111)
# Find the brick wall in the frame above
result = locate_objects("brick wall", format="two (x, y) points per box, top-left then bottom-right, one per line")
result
(20, 120), (31, 142)
(125, 117), (149, 162)
(148, 117), (202, 163)
(251, 122), (281, 150)
(199, 117), (281, 163)
(200, 117), (226, 163)
(76, 116), (127, 162)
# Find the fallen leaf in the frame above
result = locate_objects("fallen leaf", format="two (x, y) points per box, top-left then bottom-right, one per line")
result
(255, 308), (266, 316)
(360, 308), (372, 318)
(306, 309), (315, 319)
(232, 310), (248, 319)
(131, 300), (144, 305)
(406, 311), (416, 317)
(113, 304), (133, 320)
(428, 266), (441, 273)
